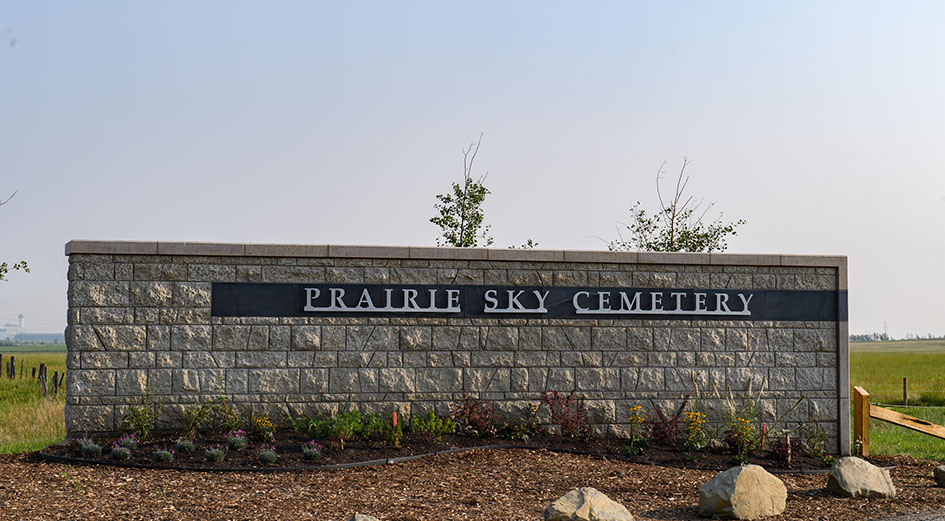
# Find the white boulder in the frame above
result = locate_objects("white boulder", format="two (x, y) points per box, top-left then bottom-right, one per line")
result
(544, 487), (633, 521)
(826, 457), (896, 498)
(698, 464), (787, 520)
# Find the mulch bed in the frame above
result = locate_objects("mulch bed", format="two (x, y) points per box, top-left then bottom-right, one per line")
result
(0, 433), (940, 520)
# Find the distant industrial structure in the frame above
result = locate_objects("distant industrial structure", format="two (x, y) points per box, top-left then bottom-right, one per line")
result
(0, 314), (63, 343)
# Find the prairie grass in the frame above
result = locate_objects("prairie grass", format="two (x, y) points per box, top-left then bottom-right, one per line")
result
(0, 352), (67, 453)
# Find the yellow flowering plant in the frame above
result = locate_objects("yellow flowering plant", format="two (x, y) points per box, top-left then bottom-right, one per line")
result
(683, 411), (708, 452)
(623, 405), (650, 456)
(251, 414), (276, 443)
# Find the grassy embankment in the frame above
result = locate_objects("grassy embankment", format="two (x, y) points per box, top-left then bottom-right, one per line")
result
(851, 339), (945, 460)
(0, 346), (67, 454)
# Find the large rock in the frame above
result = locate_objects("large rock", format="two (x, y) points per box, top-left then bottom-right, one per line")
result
(698, 465), (787, 520)
(345, 515), (379, 521)
(544, 487), (633, 521)
(826, 457), (896, 498)
(934, 465), (945, 487)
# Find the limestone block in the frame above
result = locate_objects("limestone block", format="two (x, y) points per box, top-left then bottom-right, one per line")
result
(471, 351), (514, 367)
(261, 265), (325, 282)
(225, 369), (249, 394)
(155, 351), (181, 368)
(623, 367), (663, 391)
(483, 326), (518, 350)
(701, 328), (726, 351)
(182, 351), (234, 368)
(377, 368), (416, 392)
(544, 487), (633, 521)
(826, 457), (896, 498)
(68, 262), (115, 281)
(463, 368), (511, 392)
(249, 369), (300, 393)
(173, 282), (212, 306)
(147, 369), (173, 394)
(66, 404), (114, 434)
(768, 368), (796, 390)
(611, 352), (645, 367)
(81, 352), (128, 369)
(116, 369), (148, 395)
(291, 326), (321, 350)
(236, 351), (287, 368)
(69, 281), (130, 307)
(542, 327), (590, 350)
(172, 369), (202, 393)
(131, 282), (174, 306)
(188, 264), (235, 281)
(171, 326), (212, 351)
(329, 368), (378, 393)
(79, 307), (134, 325)
(592, 328), (626, 350)
(399, 326), (431, 351)
(797, 368), (836, 391)
(794, 329), (835, 352)
(415, 368), (461, 392)
(133, 263), (188, 281)
(576, 368), (620, 391)
(346, 325), (397, 350)
(545, 368), (575, 390)
(698, 465), (787, 519)
(72, 369), (116, 396)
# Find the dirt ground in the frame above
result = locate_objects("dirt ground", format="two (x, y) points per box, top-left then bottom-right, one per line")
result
(2, 450), (944, 521)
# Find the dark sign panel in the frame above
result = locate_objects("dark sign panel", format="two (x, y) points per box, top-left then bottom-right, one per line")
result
(211, 283), (846, 322)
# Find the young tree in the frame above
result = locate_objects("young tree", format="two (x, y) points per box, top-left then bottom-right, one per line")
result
(0, 191), (28, 282)
(430, 134), (494, 247)
(609, 158), (745, 253)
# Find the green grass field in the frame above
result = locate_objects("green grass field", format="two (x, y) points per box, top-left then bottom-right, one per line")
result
(0, 350), (67, 453)
(0, 342), (66, 353)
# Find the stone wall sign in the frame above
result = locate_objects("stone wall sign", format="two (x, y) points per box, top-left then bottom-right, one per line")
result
(64, 241), (850, 455)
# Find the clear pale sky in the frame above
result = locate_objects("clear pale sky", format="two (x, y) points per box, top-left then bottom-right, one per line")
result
(1, 1), (943, 337)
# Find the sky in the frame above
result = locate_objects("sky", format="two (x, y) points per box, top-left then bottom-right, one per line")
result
(1, 1), (943, 337)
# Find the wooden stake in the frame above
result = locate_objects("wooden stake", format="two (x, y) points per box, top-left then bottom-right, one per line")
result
(853, 386), (870, 457)
(903, 377), (908, 406)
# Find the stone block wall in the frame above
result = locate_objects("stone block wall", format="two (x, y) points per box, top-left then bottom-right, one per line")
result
(64, 241), (849, 454)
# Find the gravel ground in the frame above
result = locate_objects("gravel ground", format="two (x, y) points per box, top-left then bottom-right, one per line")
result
(1, 450), (944, 520)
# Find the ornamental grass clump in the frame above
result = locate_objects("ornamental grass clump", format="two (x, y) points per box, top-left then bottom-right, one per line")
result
(76, 435), (102, 457)
(301, 441), (324, 460)
(115, 433), (139, 451)
(204, 444), (227, 462)
(175, 439), (195, 454)
(623, 405), (649, 456)
(257, 444), (278, 464)
(251, 414), (276, 442)
(152, 449), (175, 464)
(225, 429), (249, 450)
(110, 446), (132, 461)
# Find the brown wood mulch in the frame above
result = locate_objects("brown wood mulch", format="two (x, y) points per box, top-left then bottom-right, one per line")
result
(1, 450), (944, 521)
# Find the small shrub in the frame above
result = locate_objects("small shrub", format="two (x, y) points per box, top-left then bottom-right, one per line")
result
(110, 446), (132, 461)
(410, 410), (457, 442)
(115, 433), (139, 451)
(302, 441), (324, 460)
(123, 387), (164, 440)
(725, 416), (757, 462)
(540, 390), (590, 439)
(209, 397), (243, 434)
(204, 444), (227, 462)
(771, 435), (804, 468)
(501, 403), (542, 441)
(624, 405), (649, 455)
(175, 439), (196, 454)
(449, 388), (497, 437)
(226, 429), (249, 450)
(76, 435), (102, 457)
(359, 412), (383, 439)
(683, 410), (708, 451)
(251, 414), (276, 442)
(152, 449), (175, 464)
(645, 395), (689, 447)
(180, 402), (212, 439)
(257, 444), (278, 464)
(798, 420), (828, 458)
(381, 412), (403, 449)
(328, 411), (363, 450)
(301, 414), (332, 438)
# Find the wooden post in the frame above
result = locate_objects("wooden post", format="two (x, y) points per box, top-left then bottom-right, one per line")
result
(854, 386), (870, 457)
(903, 377), (908, 406)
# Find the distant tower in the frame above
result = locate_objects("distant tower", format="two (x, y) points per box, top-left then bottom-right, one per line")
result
(17, 314), (24, 330)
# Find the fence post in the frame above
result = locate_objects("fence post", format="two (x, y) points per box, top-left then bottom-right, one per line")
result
(903, 377), (908, 406)
(854, 386), (870, 457)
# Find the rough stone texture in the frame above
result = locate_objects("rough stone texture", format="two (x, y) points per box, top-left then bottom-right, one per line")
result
(698, 465), (787, 520)
(827, 457), (897, 498)
(544, 487), (633, 521)
(345, 514), (380, 521)
(64, 244), (846, 449)
(934, 465), (945, 487)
